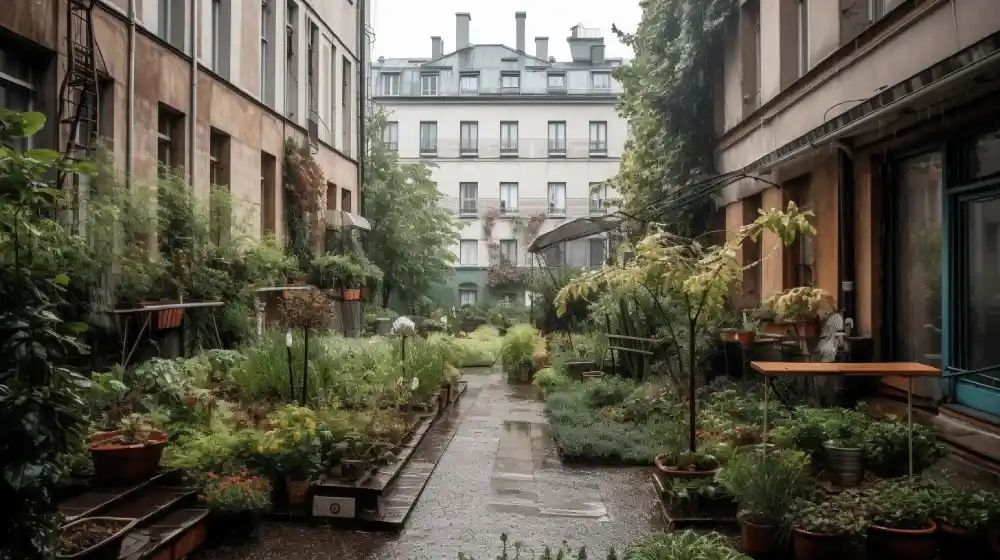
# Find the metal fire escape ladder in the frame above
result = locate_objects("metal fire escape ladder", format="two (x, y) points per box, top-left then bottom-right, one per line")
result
(58, 0), (101, 166)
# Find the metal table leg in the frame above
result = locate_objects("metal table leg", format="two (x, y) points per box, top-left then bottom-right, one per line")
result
(908, 376), (914, 477)
(763, 375), (769, 444)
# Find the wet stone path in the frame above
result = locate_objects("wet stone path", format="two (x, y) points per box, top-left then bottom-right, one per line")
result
(197, 367), (665, 559)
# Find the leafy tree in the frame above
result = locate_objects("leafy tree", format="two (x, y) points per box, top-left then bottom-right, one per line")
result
(363, 108), (459, 308)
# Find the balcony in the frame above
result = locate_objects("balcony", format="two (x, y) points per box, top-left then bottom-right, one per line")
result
(589, 141), (607, 157)
(459, 199), (478, 216)
(547, 140), (567, 157)
(460, 142), (478, 157)
(500, 141), (518, 157)
(419, 142), (437, 157)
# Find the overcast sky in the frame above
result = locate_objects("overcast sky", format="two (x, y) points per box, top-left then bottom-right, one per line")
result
(370, 0), (641, 61)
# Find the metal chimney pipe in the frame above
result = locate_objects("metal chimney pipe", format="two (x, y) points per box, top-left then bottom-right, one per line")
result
(535, 37), (548, 60)
(456, 13), (471, 50)
(515, 12), (526, 52)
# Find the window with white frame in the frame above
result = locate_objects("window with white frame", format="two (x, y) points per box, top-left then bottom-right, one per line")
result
(380, 73), (400, 96)
(419, 121), (437, 155)
(547, 121), (566, 155)
(459, 182), (478, 215)
(547, 73), (566, 89)
(459, 240), (479, 266)
(589, 182), (605, 213)
(500, 121), (518, 155)
(460, 121), (478, 155)
(499, 239), (518, 264)
(547, 183), (566, 215)
(382, 121), (398, 152)
(592, 72), (611, 90)
(589, 121), (607, 155)
(420, 73), (438, 95)
(499, 183), (518, 214)
(458, 283), (479, 305)
(460, 73), (479, 94)
(501, 73), (520, 93)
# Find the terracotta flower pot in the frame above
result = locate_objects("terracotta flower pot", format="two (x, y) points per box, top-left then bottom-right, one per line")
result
(938, 521), (990, 560)
(719, 328), (738, 342)
(141, 300), (184, 330)
(792, 528), (844, 560)
(653, 454), (720, 480)
(867, 519), (938, 560)
(88, 430), (169, 485)
(735, 331), (756, 346)
(284, 477), (312, 507)
(343, 289), (361, 301)
(740, 518), (778, 558)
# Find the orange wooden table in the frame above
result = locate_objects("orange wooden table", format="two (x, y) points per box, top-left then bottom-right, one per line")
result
(750, 361), (941, 476)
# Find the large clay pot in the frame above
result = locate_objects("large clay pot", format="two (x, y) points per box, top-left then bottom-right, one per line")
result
(740, 518), (778, 558)
(284, 477), (312, 507)
(792, 528), (843, 560)
(88, 430), (169, 485)
(653, 454), (720, 480)
(867, 519), (938, 560)
(938, 521), (991, 560)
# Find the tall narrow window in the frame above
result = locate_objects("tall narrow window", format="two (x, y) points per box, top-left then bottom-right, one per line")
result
(460, 240), (479, 266)
(342, 56), (351, 156)
(158, 0), (171, 41)
(547, 183), (566, 215)
(157, 104), (184, 175)
(499, 183), (518, 214)
(212, 0), (221, 69)
(798, 0), (810, 76)
(547, 121), (566, 156)
(261, 151), (277, 236)
(459, 183), (478, 215)
(499, 239), (518, 264)
(589, 182), (606, 214)
(382, 121), (398, 152)
(420, 73), (438, 96)
(285, 0), (299, 119)
(589, 121), (607, 156)
(419, 121), (437, 155)
(326, 182), (337, 211)
(460, 121), (478, 156)
(589, 239), (607, 267)
(381, 73), (400, 96)
(870, 0), (886, 21)
(209, 129), (232, 245)
(341, 186), (352, 213)
(500, 122), (518, 156)
(329, 44), (337, 144)
(261, 0), (274, 105)
(307, 21), (319, 119)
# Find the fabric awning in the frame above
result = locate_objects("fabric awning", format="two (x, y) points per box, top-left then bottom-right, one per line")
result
(325, 209), (371, 231)
(527, 214), (623, 253)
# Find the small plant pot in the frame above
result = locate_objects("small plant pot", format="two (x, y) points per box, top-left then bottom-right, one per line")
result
(208, 510), (262, 542)
(343, 289), (361, 301)
(719, 328), (738, 342)
(88, 430), (169, 485)
(938, 521), (990, 559)
(739, 517), (778, 558)
(734, 330), (756, 346)
(823, 442), (864, 485)
(581, 371), (605, 383)
(58, 516), (139, 560)
(340, 459), (370, 482)
(284, 477), (312, 507)
(792, 528), (844, 560)
(867, 520), (938, 560)
(653, 454), (720, 480)
(140, 300), (184, 330)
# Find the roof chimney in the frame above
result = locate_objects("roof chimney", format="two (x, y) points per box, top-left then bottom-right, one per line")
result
(591, 44), (605, 65)
(456, 13), (471, 50)
(515, 12), (526, 52)
(431, 36), (443, 59)
(535, 37), (548, 61)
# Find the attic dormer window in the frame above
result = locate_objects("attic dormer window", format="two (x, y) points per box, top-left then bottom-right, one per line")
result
(501, 73), (520, 94)
(592, 72), (611, 90)
(381, 73), (400, 96)
(460, 73), (479, 95)
(420, 73), (438, 96)
(547, 73), (566, 90)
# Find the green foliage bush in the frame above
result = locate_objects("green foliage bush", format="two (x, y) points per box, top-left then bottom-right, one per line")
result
(500, 324), (542, 371)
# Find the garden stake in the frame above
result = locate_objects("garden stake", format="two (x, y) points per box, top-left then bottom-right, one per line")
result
(302, 327), (310, 406)
(286, 329), (294, 399)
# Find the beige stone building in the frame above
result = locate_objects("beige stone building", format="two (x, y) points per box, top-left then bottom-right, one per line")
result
(712, 0), (1000, 421)
(0, 0), (370, 240)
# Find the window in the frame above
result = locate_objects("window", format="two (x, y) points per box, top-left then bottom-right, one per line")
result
(460, 240), (479, 266)
(381, 73), (400, 96)
(460, 73), (479, 95)
(459, 283), (479, 305)
(592, 72), (611, 90)
(499, 239), (518, 264)
(460, 121), (478, 155)
(499, 183), (518, 214)
(589, 182), (605, 214)
(501, 73), (520, 93)
(285, 0), (299, 118)
(869, 0), (886, 21)
(157, 104), (184, 175)
(326, 182), (337, 211)
(329, 44), (337, 143)
(589, 121), (607, 155)
(547, 121), (566, 156)
(543, 245), (565, 268)
(547, 73), (566, 90)
(212, 0), (222, 70)
(798, 0), (809, 76)
(547, 183), (566, 215)
(158, 0), (171, 41)
(500, 122), (518, 156)
(0, 42), (39, 152)
(740, 0), (761, 114)
(306, 21), (319, 118)
(589, 239), (607, 267)
(341, 186), (352, 213)
(420, 73), (438, 96)
(209, 129), (232, 244)
(261, 151), (277, 236)
(382, 121), (398, 152)
(342, 56), (352, 155)
(419, 121), (437, 155)
(459, 183), (478, 215)
(261, 0), (273, 104)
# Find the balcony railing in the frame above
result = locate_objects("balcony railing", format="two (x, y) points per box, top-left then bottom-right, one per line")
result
(396, 138), (619, 160)
(589, 141), (607, 156)
(383, 141), (398, 152)
(590, 199), (605, 214)
(459, 199), (478, 215)
(419, 141), (437, 155)
(444, 197), (603, 218)
(548, 140), (566, 156)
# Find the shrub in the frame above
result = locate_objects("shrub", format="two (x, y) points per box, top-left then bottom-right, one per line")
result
(715, 449), (815, 525)
(622, 531), (749, 560)
(862, 420), (944, 478)
(583, 376), (637, 408)
(500, 324), (541, 371)
(532, 367), (572, 394)
(200, 471), (272, 514)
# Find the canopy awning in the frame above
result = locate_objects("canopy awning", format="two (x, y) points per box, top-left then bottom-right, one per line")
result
(325, 209), (371, 231)
(527, 214), (624, 253)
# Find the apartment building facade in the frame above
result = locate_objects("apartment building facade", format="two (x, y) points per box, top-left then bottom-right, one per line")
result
(712, 0), (1000, 419)
(372, 12), (626, 307)
(0, 0), (369, 240)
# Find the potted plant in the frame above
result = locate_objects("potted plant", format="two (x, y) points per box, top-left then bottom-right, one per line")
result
(716, 449), (815, 558)
(88, 414), (169, 485)
(735, 315), (758, 346)
(654, 450), (721, 480)
(863, 419), (944, 478)
(864, 480), (938, 560)
(500, 325), (540, 384)
(932, 484), (1000, 559)
(336, 437), (377, 482)
(201, 470), (272, 540)
(760, 286), (834, 339)
(58, 517), (139, 560)
(787, 496), (866, 560)
(265, 417), (323, 507)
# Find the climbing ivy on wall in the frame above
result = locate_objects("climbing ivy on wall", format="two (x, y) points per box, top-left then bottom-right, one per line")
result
(283, 138), (325, 266)
(612, 0), (738, 234)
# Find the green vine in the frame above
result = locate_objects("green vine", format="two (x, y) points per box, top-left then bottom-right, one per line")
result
(283, 138), (324, 265)
(612, 0), (738, 233)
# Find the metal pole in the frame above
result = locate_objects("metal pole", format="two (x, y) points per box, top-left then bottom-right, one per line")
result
(286, 329), (294, 399)
(302, 328), (310, 406)
(908, 376), (914, 477)
(763, 376), (769, 445)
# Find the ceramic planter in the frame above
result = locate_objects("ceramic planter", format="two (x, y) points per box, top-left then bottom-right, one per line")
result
(58, 517), (139, 560)
(938, 521), (991, 559)
(284, 477), (312, 507)
(792, 528), (844, 560)
(739, 517), (778, 558)
(653, 454), (720, 480)
(867, 519), (937, 560)
(823, 442), (864, 485)
(88, 429), (169, 485)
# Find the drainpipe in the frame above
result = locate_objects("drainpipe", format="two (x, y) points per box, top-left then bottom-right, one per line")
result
(834, 140), (856, 324)
(357, 0), (366, 216)
(188, 0), (198, 185)
(126, 0), (136, 190)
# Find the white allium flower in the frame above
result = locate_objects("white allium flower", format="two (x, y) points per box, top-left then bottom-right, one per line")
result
(391, 316), (416, 335)
(411, 377), (420, 391)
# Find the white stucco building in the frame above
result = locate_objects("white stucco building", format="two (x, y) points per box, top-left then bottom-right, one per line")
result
(372, 12), (626, 306)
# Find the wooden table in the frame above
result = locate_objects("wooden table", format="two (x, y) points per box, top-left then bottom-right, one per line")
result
(750, 361), (941, 477)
